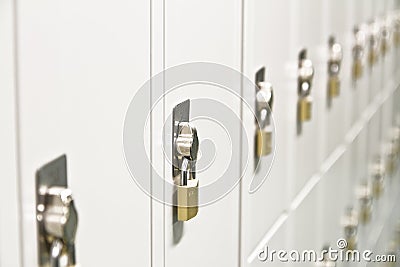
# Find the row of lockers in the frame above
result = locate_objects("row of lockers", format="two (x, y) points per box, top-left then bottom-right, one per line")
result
(1, 0), (400, 266)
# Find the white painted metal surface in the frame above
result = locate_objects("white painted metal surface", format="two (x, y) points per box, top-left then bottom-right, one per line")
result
(15, 0), (151, 266)
(0, 0), (21, 265)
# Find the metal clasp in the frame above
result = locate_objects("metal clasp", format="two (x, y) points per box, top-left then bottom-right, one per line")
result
(173, 100), (199, 221)
(255, 67), (273, 159)
(352, 26), (366, 82)
(36, 155), (78, 267)
(327, 36), (343, 106)
(297, 49), (314, 135)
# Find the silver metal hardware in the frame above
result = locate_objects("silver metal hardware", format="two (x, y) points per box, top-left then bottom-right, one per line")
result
(380, 19), (391, 56)
(356, 181), (373, 225)
(254, 67), (273, 159)
(36, 155), (78, 267)
(341, 206), (358, 250)
(327, 36), (343, 107)
(368, 21), (380, 66)
(352, 26), (366, 82)
(297, 49), (314, 135)
(173, 100), (199, 221)
(370, 157), (386, 199)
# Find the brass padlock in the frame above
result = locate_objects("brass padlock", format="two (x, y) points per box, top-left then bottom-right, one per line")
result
(254, 67), (273, 158)
(327, 36), (343, 101)
(381, 23), (390, 56)
(356, 182), (373, 225)
(341, 206), (358, 251)
(352, 26), (365, 82)
(371, 158), (385, 199)
(297, 49), (314, 134)
(368, 21), (380, 66)
(177, 159), (199, 221)
(385, 142), (396, 177)
(298, 96), (312, 122)
(328, 76), (340, 98)
(394, 18), (400, 47)
(172, 100), (200, 222)
(255, 130), (272, 156)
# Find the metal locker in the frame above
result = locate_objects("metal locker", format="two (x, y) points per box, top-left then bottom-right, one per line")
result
(15, 0), (152, 266)
(240, 0), (293, 266)
(152, 1), (243, 266)
(0, 0), (21, 265)
(286, 0), (327, 254)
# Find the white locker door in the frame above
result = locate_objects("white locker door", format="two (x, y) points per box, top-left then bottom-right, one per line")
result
(240, 1), (293, 266)
(288, 0), (326, 253)
(0, 0), (21, 265)
(154, 1), (243, 266)
(16, 0), (151, 266)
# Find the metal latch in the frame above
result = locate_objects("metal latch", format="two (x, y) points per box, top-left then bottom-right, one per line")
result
(297, 49), (314, 135)
(356, 181), (373, 225)
(327, 36), (343, 106)
(380, 19), (391, 56)
(393, 17), (400, 47)
(368, 21), (380, 67)
(172, 100), (199, 221)
(36, 155), (78, 267)
(352, 26), (366, 82)
(341, 206), (358, 250)
(370, 157), (385, 199)
(254, 67), (273, 159)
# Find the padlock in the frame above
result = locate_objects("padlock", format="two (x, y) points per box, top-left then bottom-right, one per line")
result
(255, 130), (272, 157)
(327, 36), (342, 100)
(254, 67), (273, 158)
(298, 96), (313, 122)
(328, 76), (340, 98)
(368, 21), (380, 66)
(368, 46), (379, 66)
(352, 60), (363, 81)
(172, 102), (200, 222)
(371, 158), (385, 199)
(297, 49), (314, 130)
(394, 20), (400, 47)
(356, 182), (373, 225)
(381, 24), (390, 56)
(177, 158), (199, 221)
(341, 207), (358, 251)
(352, 26), (365, 82)
(386, 143), (396, 177)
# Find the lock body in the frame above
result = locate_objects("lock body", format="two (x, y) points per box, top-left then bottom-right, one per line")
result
(298, 96), (312, 122)
(255, 130), (272, 157)
(352, 27), (366, 82)
(254, 67), (273, 158)
(327, 37), (342, 101)
(172, 100), (200, 222)
(357, 183), (373, 225)
(297, 49), (314, 135)
(177, 181), (199, 221)
(352, 60), (363, 81)
(328, 76), (340, 98)
(342, 207), (359, 251)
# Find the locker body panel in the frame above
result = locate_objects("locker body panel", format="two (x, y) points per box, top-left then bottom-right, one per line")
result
(0, 0), (21, 265)
(16, 0), (151, 265)
(240, 1), (293, 265)
(160, 1), (242, 266)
